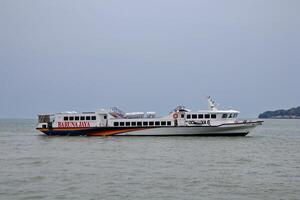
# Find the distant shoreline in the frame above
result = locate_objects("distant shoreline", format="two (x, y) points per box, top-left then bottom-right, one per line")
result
(258, 106), (300, 119)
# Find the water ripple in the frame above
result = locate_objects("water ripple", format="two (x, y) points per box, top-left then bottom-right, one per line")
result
(0, 119), (300, 200)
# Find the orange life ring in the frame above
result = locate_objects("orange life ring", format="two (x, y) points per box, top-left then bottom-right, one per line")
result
(173, 113), (178, 119)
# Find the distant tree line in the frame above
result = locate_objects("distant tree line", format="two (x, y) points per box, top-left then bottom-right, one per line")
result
(258, 106), (300, 119)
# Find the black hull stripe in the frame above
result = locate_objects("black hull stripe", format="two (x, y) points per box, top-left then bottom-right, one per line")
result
(113, 133), (249, 137)
(42, 132), (249, 137)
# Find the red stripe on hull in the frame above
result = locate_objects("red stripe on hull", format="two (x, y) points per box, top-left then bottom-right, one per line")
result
(87, 128), (146, 136)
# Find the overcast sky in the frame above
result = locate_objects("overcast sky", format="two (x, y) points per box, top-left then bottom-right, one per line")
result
(0, 0), (299, 118)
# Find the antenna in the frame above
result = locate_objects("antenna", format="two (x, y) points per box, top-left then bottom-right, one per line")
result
(207, 96), (218, 111)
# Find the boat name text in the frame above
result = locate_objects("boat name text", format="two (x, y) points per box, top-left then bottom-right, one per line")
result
(58, 121), (91, 128)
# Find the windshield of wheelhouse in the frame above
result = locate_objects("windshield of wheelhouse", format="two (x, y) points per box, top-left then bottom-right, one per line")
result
(222, 113), (238, 119)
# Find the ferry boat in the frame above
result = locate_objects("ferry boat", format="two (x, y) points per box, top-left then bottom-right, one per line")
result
(36, 97), (263, 136)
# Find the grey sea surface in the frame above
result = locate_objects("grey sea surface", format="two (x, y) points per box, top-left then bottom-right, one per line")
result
(0, 119), (299, 200)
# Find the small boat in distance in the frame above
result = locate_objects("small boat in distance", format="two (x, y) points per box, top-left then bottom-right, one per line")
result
(36, 97), (263, 136)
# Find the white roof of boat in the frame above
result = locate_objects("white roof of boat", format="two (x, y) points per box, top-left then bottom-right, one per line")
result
(195, 109), (240, 113)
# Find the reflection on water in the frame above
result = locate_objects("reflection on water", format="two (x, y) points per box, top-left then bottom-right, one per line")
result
(0, 119), (300, 200)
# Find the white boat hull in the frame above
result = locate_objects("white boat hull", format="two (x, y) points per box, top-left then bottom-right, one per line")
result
(115, 122), (261, 136)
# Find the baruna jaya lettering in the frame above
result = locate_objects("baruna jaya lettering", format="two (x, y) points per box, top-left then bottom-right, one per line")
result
(58, 121), (91, 128)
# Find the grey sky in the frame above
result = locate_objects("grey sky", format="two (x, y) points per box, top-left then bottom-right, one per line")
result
(0, 0), (299, 118)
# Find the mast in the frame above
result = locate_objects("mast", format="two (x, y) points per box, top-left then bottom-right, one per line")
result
(207, 96), (218, 111)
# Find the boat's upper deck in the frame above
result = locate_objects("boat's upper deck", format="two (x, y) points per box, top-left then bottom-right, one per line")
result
(36, 97), (242, 129)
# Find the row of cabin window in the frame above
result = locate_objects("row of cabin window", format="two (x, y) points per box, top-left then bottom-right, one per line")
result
(63, 116), (97, 121)
(186, 114), (217, 119)
(114, 121), (172, 127)
(222, 113), (238, 118)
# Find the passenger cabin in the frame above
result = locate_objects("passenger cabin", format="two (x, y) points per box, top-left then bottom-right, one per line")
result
(36, 105), (240, 129)
(182, 110), (239, 126)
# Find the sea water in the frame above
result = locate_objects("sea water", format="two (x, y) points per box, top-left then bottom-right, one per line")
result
(0, 119), (299, 200)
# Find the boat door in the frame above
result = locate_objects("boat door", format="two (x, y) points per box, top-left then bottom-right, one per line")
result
(177, 113), (186, 126)
(99, 114), (108, 127)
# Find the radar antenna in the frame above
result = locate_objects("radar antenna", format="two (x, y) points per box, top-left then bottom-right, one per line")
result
(207, 96), (218, 111)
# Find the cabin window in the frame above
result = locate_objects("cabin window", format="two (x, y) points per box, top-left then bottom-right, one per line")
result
(69, 116), (74, 121)
(137, 122), (142, 126)
(149, 121), (154, 126)
(205, 114), (210, 119)
(198, 114), (203, 119)
(222, 114), (227, 118)
(75, 116), (79, 120)
(192, 114), (197, 119)
(92, 116), (96, 120)
(187, 114), (191, 119)
(80, 116), (85, 120)
(229, 114), (233, 118)
(131, 122), (136, 126)
(42, 124), (47, 128)
(167, 121), (171, 126)
(64, 116), (68, 121)
(143, 121), (148, 126)
(114, 122), (119, 126)
(181, 114), (184, 118)
(104, 115), (107, 119)
(161, 121), (166, 126)
(155, 121), (160, 126)
(86, 116), (91, 120)
(126, 122), (130, 126)
(120, 122), (124, 126)
(211, 114), (216, 119)
(234, 113), (238, 118)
